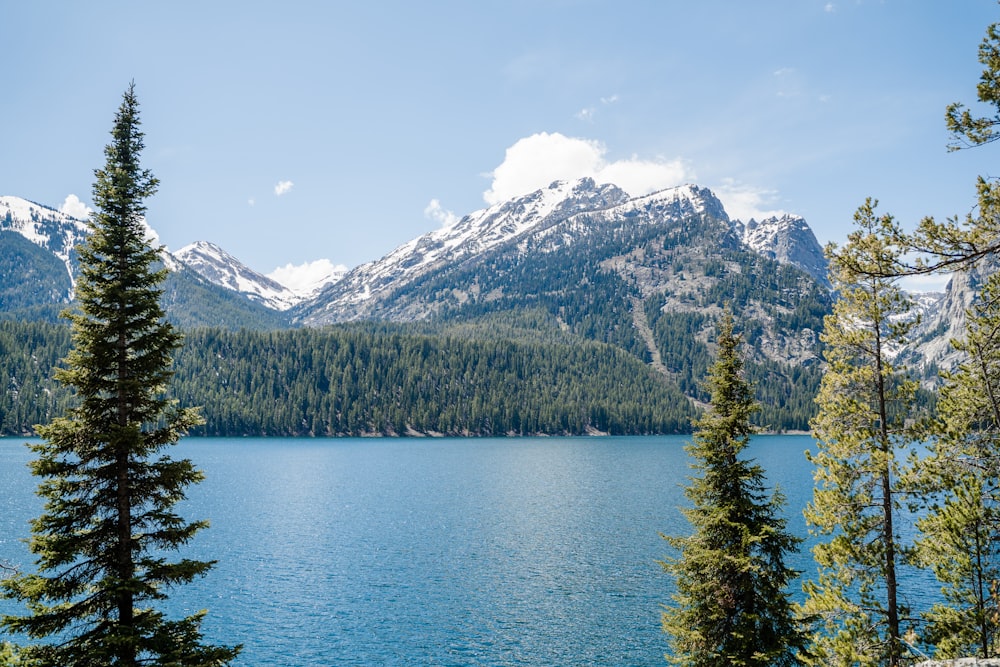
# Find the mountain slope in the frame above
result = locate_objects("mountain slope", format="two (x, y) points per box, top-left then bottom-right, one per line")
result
(736, 214), (829, 286)
(0, 196), (287, 329)
(288, 179), (832, 429)
(297, 178), (632, 322)
(292, 179), (830, 364)
(293, 180), (826, 325)
(174, 241), (299, 310)
(0, 196), (88, 293)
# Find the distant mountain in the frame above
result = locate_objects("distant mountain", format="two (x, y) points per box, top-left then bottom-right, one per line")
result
(291, 179), (830, 353)
(292, 178), (633, 323)
(0, 196), (88, 300)
(278, 178), (836, 428)
(900, 255), (1000, 385)
(174, 241), (299, 310)
(292, 179), (830, 324)
(735, 214), (829, 286)
(0, 196), (286, 329)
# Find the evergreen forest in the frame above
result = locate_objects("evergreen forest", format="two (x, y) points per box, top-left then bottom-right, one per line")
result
(0, 314), (824, 438)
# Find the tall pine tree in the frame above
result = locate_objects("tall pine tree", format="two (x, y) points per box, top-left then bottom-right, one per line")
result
(800, 199), (919, 667)
(914, 266), (1000, 659)
(661, 310), (805, 667)
(1, 84), (239, 666)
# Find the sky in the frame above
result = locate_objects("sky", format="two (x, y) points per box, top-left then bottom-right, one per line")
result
(4, 1), (999, 291)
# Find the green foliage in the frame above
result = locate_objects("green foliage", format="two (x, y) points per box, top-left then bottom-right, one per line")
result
(0, 641), (37, 667)
(913, 269), (1000, 659)
(800, 200), (920, 667)
(0, 232), (72, 311)
(0, 84), (238, 666)
(0, 320), (73, 434)
(161, 268), (290, 330)
(661, 312), (806, 666)
(946, 21), (1000, 151)
(0, 302), (824, 437)
(0, 317), (705, 438)
(174, 322), (697, 436)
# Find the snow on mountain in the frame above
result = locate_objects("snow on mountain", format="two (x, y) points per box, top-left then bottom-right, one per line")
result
(295, 179), (798, 325)
(904, 256), (999, 382)
(308, 177), (632, 315)
(173, 241), (308, 311)
(0, 195), (89, 286)
(735, 214), (828, 285)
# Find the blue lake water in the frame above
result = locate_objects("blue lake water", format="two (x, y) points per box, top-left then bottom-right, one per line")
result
(0, 435), (831, 665)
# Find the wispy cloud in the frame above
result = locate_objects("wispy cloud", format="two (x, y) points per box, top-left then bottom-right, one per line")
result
(713, 178), (787, 222)
(274, 180), (294, 196)
(424, 199), (459, 227)
(484, 132), (691, 205)
(576, 94), (619, 123)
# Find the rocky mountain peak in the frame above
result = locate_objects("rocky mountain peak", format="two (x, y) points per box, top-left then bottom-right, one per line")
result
(735, 214), (828, 285)
(174, 241), (299, 311)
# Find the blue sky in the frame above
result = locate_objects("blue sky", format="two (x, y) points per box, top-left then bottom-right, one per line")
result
(4, 2), (998, 290)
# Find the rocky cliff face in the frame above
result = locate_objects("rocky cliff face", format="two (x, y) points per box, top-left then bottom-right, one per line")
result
(904, 256), (998, 383)
(291, 179), (828, 329)
(735, 215), (829, 286)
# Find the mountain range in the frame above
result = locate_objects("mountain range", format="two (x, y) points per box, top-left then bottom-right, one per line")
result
(0, 178), (958, 387)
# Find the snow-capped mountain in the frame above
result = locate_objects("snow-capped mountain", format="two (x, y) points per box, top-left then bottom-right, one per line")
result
(735, 214), (829, 286)
(302, 178), (632, 318)
(0, 196), (89, 292)
(0, 196), (289, 328)
(174, 241), (301, 311)
(292, 178), (828, 326)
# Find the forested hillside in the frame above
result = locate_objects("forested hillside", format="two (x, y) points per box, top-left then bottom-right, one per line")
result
(0, 316), (821, 437)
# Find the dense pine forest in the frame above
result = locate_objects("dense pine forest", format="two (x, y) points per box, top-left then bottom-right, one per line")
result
(0, 314), (822, 437)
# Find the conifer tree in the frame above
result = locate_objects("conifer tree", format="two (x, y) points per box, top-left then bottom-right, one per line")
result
(661, 311), (805, 667)
(909, 16), (1000, 274)
(946, 19), (1000, 152)
(800, 199), (919, 667)
(0, 84), (239, 666)
(913, 268), (1000, 659)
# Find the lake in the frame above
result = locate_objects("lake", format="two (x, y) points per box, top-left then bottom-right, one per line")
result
(0, 435), (824, 665)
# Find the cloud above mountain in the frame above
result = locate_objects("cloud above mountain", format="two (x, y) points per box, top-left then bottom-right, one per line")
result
(481, 132), (789, 224)
(267, 258), (346, 297)
(713, 179), (787, 222)
(60, 194), (93, 219)
(483, 132), (690, 205)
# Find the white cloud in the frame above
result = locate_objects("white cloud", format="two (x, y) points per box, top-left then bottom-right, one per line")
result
(248, 198), (255, 206)
(576, 107), (595, 122)
(424, 199), (459, 228)
(274, 180), (294, 196)
(138, 217), (160, 247)
(713, 179), (787, 222)
(60, 194), (92, 219)
(600, 94), (619, 105)
(899, 272), (951, 294)
(267, 258), (347, 295)
(484, 132), (691, 205)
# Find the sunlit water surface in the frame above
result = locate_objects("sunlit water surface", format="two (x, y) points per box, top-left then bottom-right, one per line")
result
(0, 435), (906, 665)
